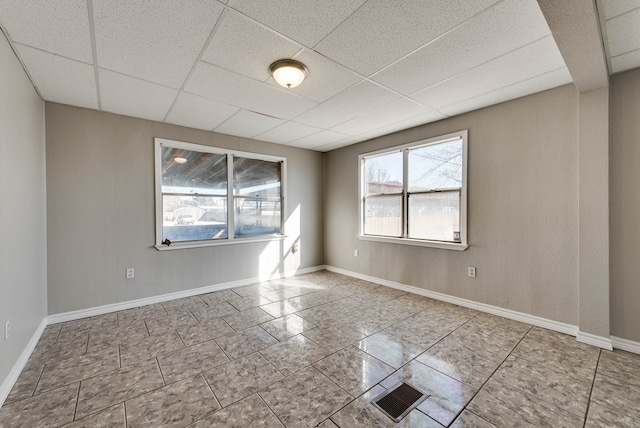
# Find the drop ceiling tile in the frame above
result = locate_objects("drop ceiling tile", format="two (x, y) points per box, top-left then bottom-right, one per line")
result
(358, 111), (447, 140)
(99, 69), (178, 122)
(0, 0), (92, 62)
(214, 110), (284, 138)
(411, 36), (565, 110)
(372, 0), (552, 95)
(93, 0), (224, 88)
(227, 0), (368, 47)
(15, 45), (97, 109)
(288, 130), (354, 150)
(294, 81), (400, 129)
(255, 122), (322, 144)
(605, 8), (640, 56)
(315, 0), (499, 76)
(165, 92), (239, 131)
(440, 67), (572, 117)
(316, 136), (365, 152)
(202, 10), (300, 81)
(600, 0), (639, 18)
(186, 62), (317, 119)
(610, 49), (640, 73)
(332, 99), (434, 135)
(267, 49), (363, 103)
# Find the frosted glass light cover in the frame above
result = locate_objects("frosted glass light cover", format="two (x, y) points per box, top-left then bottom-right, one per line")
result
(270, 60), (308, 88)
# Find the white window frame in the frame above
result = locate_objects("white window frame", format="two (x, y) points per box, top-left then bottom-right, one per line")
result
(154, 138), (287, 251)
(358, 130), (468, 251)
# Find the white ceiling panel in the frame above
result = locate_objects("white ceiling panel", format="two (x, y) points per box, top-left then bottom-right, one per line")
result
(440, 67), (572, 117)
(600, 0), (639, 18)
(289, 130), (354, 149)
(202, 10), (300, 81)
(187, 62), (317, 120)
(294, 81), (400, 129)
(165, 92), (239, 131)
(16, 45), (97, 109)
(359, 111), (448, 140)
(99, 70), (178, 122)
(599, 0), (640, 74)
(611, 49), (640, 73)
(214, 109), (284, 138)
(316, 137), (365, 152)
(315, 0), (499, 76)
(93, 0), (223, 89)
(0, 0), (92, 63)
(227, 0), (368, 48)
(605, 8), (640, 57)
(332, 98), (435, 135)
(255, 122), (322, 144)
(1, 0), (595, 152)
(272, 49), (363, 103)
(372, 0), (551, 95)
(412, 36), (565, 110)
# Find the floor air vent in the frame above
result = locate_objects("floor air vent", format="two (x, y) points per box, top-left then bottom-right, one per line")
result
(371, 382), (427, 422)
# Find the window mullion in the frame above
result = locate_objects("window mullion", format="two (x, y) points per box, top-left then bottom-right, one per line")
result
(227, 154), (235, 240)
(402, 149), (409, 238)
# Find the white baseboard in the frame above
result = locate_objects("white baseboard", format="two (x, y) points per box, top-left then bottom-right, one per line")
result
(47, 265), (325, 324)
(577, 331), (613, 350)
(611, 336), (640, 354)
(325, 265), (582, 337)
(0, 318), (46, 408)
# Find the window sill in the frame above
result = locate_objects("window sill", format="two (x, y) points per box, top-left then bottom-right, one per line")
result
(357, 234), (468, 251)
(155, 235), (286, 251)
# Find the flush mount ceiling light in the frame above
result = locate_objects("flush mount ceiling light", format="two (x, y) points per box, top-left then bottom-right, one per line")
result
(173, 157), (187, 164)
(269, 59), (308, 89)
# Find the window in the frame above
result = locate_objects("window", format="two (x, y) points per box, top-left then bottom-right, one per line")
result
(155, 138), (285, 249)
(359, 130), (468, 250)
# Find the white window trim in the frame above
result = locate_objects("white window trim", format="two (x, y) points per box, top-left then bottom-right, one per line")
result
(154, 138), (287, 251)
(357, 130), (468, 251)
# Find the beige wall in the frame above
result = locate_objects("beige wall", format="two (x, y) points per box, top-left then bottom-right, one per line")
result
(0, 33), (46, 393)
(610, 68), (640, 342)
(45, 104), (324, 314)
(325, 84), (581, 325)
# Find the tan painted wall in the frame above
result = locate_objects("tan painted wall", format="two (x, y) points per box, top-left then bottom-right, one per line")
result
(0, 33), (46, 390)
(325, 84), (580, 325)
(610, 68), (640, 342)
(45, 104), (324, 315)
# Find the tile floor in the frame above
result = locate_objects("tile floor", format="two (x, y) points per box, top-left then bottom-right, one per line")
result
(1, 270), (639, 427)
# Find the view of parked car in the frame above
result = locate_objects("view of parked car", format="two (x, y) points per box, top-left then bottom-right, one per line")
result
(176, 215), (195, 225)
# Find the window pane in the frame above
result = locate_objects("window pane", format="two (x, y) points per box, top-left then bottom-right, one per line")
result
(364, 151), (403, 195)
(408, 139), (462, 191)
(161, 147), (227, 195)
(234, 198), (281, 237)
(364, 195), (402, 237)
(234, 157), (281, 198)
(162, 195), (227, 242)
(408, 191), (460, 241)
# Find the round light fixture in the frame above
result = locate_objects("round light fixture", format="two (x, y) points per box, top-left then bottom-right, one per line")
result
(174, 157), (187, 164)
(269, 59), (308, 89)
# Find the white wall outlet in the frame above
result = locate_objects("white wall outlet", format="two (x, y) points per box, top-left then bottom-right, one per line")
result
(292, 243), (299, 253)
(354, 249), (359, 257)
(468, 267), (476, 278)
(126, 268), (135, 279)
(4, 320), (10, 341)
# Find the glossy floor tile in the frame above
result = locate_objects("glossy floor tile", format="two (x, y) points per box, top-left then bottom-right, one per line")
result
(2, 270), (640, 427)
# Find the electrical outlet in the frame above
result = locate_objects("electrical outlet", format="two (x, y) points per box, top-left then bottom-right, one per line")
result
(126, 268), (135, 279)
(4, 320), (10, 341)
(468, 267), (476, 278)
(354, 249), (359, 257)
